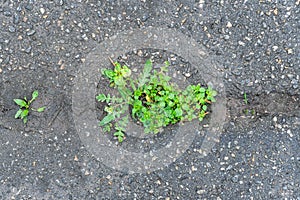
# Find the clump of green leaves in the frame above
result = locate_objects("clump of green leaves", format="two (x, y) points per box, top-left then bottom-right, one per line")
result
(97, 59), (217, 142)
(14, 90), (46, 124)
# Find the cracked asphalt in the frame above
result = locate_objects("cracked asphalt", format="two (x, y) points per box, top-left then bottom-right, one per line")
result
(0, 1), (299, 199)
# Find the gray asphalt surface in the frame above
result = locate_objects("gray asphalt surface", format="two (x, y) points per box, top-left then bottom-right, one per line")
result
(0, 1), (299, 199)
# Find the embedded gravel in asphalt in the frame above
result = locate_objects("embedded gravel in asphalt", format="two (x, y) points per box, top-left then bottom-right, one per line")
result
(0, 1), (299, 199)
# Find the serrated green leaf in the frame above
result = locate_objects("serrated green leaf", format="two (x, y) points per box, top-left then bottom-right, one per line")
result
(138, 59), (152, 86)
(99, 114), (115, 126)
(37, 107), (46, 112)
(14, 99), (27, 108)
(15, 109), (23, 119)
(96, 94), (107, 102)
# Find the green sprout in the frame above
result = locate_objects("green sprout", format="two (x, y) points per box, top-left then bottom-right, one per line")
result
(14, 90), (46, 124)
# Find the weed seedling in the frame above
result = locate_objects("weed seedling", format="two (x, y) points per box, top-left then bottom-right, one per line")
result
(243, 92), (248, 104)
(97, 59), (217, 142)
(14, 90), (46, 124)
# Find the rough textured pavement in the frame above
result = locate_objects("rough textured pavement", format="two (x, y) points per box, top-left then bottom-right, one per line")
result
(0, 1), (299, 199)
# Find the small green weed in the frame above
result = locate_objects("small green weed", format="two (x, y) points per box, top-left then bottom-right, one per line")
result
(243, 92), (248, 104)
(14, 90), (46, 124)
(97, 59), (217, 142)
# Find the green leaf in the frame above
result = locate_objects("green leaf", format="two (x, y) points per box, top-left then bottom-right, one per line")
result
(114, 131), (124, 137)
(143, 59), (152, 76)
(120, 66), (131, 78)
(20, 109), (29, 119)
(103, 69), (116, 80)
(15, 109), (23, 119)
(199, 87), (206, 93)
(182, 104), (189, 111)
(114, 76), (125, 86)
(174, 108), (183, 117)
(114, 131), (124, 143)
(115, 62), (121, 71)
(23, 117), (28, 124)
(14, 99), (27, 108)
(96, 94), (107, 102)
(211, 90), (217, 96)
(202, 105), (207, 111)
(31, 90), (39, 101)
(99, 114), (115, 126)
(37, 107), (46, 112)
(138, 60), (152, 86)
(211, 97), (216, 102)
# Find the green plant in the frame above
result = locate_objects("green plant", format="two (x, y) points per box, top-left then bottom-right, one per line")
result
(14, 90), (46, 124)
(97, 59), (217, 142)
(244, 92), (248, 104)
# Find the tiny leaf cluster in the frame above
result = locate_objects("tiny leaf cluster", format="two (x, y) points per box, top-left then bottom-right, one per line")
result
(14, 90), (45, 124)
(97, 60), (217, 142)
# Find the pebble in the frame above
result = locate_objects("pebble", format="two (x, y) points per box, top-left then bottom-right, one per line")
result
(231, 175), (239, 183)
(4, 11), (12, 17)
(27, 30), (36, 36)
(40, 8), (46, 14)
(197, 189), (205, 194)
(0, 68), (2, 73)
(13, 14), (20, 24)
(272, 46), (278, 51)
(25, 46), (32, 54)
(8, 26), (16, 33)
(286, 48), (293, 54)
(226, 21), (232, 28)
(238, 41), (245, 46)
(184, 72), (191, 77)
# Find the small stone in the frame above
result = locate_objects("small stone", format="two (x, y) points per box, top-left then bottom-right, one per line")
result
(197, 189), (205, 194)
(0, 68), (2, 73)
(8, 26), (16, 33)
(231, 175), (239, 183)
(272, 46), (278, 51)
(141, 14), (149, 22)
(238, 41), (245, 46)
(13, 14), (20, 24)
(273, 116), (277, 122)
(271, 74), (275, 79)
(273, 8), (278, 15)
(137, 50), (143, 57)
(27, 29), (36, 36)
(191, 166), (197, 171)
(184, 72), (191, 77)
(286, 48), (293, 54)
(226, 21), (232, 28)
(4, 11), (12, 17)
(25, 46), (32, 53)
(40, 7), (45, 14)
